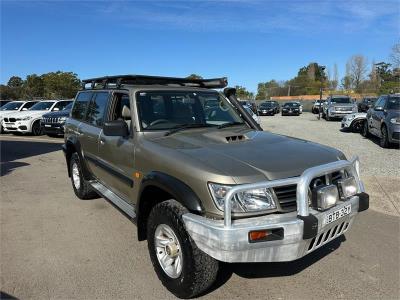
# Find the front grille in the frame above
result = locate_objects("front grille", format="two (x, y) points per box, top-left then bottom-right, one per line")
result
(335, 106), (352, 112)
(42, 117), (60, 124)
(274, 171), (344, 212)
(274, 185), (297, 212)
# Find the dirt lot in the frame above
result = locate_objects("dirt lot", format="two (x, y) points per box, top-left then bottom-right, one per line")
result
(1, 114), (399, 299)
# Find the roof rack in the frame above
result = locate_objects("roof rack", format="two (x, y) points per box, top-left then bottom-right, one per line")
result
(81, 75), (228, 90)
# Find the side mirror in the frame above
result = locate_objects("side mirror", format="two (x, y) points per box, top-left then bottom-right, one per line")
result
(22, 108), (28, 111)
(374, 106), (384, 111)
(53, 107), (60, 111)
(103, 120), (129, 137)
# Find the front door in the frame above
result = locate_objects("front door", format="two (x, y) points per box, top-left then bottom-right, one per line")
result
(96, 92), (136, 203)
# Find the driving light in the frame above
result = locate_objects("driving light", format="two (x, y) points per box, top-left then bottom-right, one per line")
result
(338, 176), (358, 199)
(208, 183), (276, 213)
(312, 184), (338, 211)
(21, 116), (32, 121)
(59, 117), (67, 123)
(346, 114), (355, 121)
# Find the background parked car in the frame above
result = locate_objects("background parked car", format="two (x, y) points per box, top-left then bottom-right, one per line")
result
(0, 100), (11, 108)
(312, 99), (326, 114)
(244, 106), (260, 124)
(294, 101), (303, 114)
(257, 102), (275, 116)
(341, 112), (367, 132)
(281, 102), (300, 116)
(362, 94), (400, 148)
(322, 95), (357, 121)
(0, 100), (39, 133)
(41, 102), (73, 137)
(2, 100), (72, 136)
(264, 100), (280, 113)
(358, 96), (378, 112)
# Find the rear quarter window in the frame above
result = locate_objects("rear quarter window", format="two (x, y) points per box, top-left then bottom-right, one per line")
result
(71, 92), (93, 120)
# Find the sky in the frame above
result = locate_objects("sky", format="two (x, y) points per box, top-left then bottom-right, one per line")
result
(1, 0), (399, 92)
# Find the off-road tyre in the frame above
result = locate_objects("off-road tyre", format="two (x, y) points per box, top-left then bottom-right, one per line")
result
(31, 120), (43, 136)
(147, 200), (219, 299)
(361, 121), (370, 137)
(69, 153), (98, 199)
(380, 125), (389, 148)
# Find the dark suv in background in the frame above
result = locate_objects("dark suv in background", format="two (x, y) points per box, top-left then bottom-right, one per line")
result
(41, 102), (73, 137)
(358, 96), (377, 112)
(362, 94), (400, 148)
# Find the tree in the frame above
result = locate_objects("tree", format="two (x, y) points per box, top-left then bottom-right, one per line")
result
(23, 74), (44, 99)
(234, 85), (254, 100)
(347, 55), (368, 91)
(7, 76), (23, 88)
(41, 71), (81, 99)
(186, 74), (203, 80)
(256, 80), (280, 99)
(332, 63), (339, 90)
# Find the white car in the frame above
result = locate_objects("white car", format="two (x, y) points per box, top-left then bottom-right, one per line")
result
(341, 112), (367, 132)
(2, 100), (72, 135)
(0, 100), (39, 133)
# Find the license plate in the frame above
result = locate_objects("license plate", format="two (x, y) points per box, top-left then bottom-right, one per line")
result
(325, 205), (351, 225)
(45, 124), (51, 127)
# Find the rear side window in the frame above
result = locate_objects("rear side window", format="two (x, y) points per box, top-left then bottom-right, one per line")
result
(71, 92), (93, 120)
(86, 92), (109, 126)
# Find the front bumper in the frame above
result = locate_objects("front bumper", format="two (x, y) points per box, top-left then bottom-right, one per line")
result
(182, 157), (368, 263)
(341, 117), (353, 129)
(282, 110), (300, 115)
(2, 120), (32, 133)
(389, 124), (400, 143)
(41, 122), (65, 135)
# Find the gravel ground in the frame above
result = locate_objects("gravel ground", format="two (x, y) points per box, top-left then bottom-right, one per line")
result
(260, 112), (400, 216)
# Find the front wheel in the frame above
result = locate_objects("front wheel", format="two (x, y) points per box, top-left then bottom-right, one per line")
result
(31, 121), (43, 136)
(351, 120), (364, 133)
(147, 200), (219, 299)
(380, 125), (390, 148)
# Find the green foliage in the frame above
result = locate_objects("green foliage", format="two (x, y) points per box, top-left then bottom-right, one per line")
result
(1, 71), (81, 100)
(186, 74), (203, 79)
(256, 80), (281, 99)
(234, 85), (254, 100)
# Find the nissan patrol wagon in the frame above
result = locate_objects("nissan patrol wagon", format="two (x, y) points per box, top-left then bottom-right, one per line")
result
(63, 75), (369, 298)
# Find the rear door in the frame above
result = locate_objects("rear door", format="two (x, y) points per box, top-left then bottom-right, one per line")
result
(96, 92), (135, 203)
(370, 96), (387, 135)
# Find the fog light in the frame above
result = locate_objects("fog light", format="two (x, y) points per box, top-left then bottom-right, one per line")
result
(338, 176), (357, 199)
(312, 184), (339, 211)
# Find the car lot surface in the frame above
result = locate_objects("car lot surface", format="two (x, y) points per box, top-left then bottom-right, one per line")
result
(1, 114), (399, 300)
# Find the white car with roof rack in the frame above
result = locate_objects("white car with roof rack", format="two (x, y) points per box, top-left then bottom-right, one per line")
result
(2, 100), (72, 135)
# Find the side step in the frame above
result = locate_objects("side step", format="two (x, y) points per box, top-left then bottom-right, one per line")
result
(90, 181), (136, 218)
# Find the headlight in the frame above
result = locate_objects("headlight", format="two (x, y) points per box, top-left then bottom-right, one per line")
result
(346, 114), (355, 121)
(390, 118), (400, 124)
(311, 184), (338, 211)
(328, 107), (335, 112)
(352, 106), (358, 112)
(208, 183), (276, 213)
(21, 116), (32, 121)
(59, 117), (67, 123)
(337, 176), (358, 199)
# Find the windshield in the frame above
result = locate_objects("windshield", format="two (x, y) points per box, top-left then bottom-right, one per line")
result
(387, 97), (400, 110)
(331, 97), (351, 104)
(63, 103), (73, 110)
(283, 102), (299, 107)
(136, 90), (244, 130)
(0, 102), (24, 111)
(260, 103), (272, 108)
(29, 101), (55, 111)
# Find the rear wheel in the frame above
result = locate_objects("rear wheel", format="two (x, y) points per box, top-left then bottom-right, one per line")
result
(380, 125), (390, 148)
(31, 121), (43, 136)
(147, 200), (219, 299)
(69, 153), (98, 199)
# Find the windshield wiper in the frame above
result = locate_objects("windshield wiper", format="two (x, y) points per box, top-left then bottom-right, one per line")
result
(217, 121), (245, 129)
(165, 123), (214, 136)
